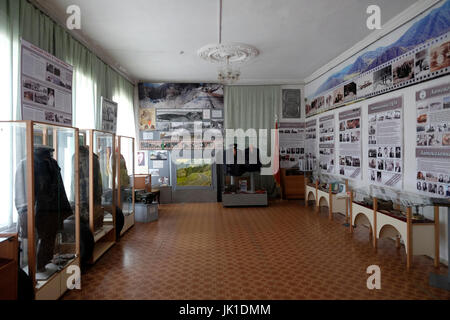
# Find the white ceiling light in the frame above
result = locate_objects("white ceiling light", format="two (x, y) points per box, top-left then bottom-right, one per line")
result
(197, 0), (259, 84)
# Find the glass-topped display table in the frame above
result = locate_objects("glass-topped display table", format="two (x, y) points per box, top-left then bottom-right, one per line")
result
(350, 184), (439, 270)
(313, 173), (348, 220)
(350, 186), (375, 243)
(304, 172), (319, 210)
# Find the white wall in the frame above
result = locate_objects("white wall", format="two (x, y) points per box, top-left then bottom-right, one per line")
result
(304, 74), (450, 265)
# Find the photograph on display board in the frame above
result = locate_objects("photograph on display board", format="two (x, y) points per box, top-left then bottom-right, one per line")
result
(415, 48), (431, 78)
(305, 0), (450, 117)
(393, 57), (414, 85)
(430, 41), (450, 72)
(356, 73), (374, 98)
(139, 107), (156, 131)
(373, 65), (393, 91)
(138, 83), (224, 109)
(415, 83), (450, 198)
(343, 82), (357, 101)
(149, 150), (168, 161)
(333, 87), (344, 105)
(156, 109), (203, 122)
(137, 151), (146, 167)
(101, 98), (118, 134)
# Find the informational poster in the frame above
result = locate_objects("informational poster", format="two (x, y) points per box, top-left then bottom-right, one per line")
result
(338, 108), (362, 179)
(279, 122), (305, 169)
(101, 97), (118, 133)
(305, 119), (317, 172)
(318, 114), (335, 174)
(367, 96), (403, 188)
(415, 83), (450, 197)
(21, 40), (73, 124)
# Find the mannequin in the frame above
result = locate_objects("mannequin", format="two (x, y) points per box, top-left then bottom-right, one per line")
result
(15, 146), (73, 273)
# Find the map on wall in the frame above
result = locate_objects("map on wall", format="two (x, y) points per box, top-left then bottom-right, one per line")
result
(305, 0), (450, 117)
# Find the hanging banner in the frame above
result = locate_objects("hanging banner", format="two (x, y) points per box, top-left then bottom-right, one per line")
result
(305, 1), (450, 117)
(367, 96), (403, 189)
(305, 119), (317, 172)
(415, 83), (450, 197)
(318, 114), (335, 174)
(20, 39), (73, 125)
(101, 97), (118, 134)
(338, 108), (362, 180)
(279, 122), (305, 169)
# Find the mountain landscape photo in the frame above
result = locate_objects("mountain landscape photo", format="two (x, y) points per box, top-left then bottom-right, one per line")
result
(313, 0), (450, 96)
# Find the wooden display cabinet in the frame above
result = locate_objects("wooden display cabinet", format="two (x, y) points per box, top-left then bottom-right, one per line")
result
(79, 129), (116, 264)
(116, 135), (135, 236)
(0, 235), (18, 300)
(0, 121), (80, 300)
(280, 168), (305, 200)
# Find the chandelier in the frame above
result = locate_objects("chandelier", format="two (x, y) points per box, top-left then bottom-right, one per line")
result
(197, 0), (259, 84)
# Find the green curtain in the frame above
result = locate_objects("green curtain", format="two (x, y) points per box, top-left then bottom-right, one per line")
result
(0, 0), (135, 135)
(224, 85), (280, 197)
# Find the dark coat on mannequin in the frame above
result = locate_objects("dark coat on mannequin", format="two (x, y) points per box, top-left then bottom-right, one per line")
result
(15, 146), (73, 272)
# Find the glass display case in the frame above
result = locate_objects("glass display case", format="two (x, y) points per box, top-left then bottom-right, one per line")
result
(0, 121), (80, 300)
(116, 135), (135, 236)
(353, 185), (439, 269)
(79, 129), (116, 263)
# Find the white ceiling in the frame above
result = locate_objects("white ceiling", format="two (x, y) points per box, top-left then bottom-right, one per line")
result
(37, 0), (418, 84)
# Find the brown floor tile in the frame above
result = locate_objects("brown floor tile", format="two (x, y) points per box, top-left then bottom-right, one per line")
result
(62, 201), (450, 300)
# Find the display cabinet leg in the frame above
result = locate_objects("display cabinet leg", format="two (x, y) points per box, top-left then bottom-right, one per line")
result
(406, 207), (413, 271)
(396, 236), (401, 249)
(434, 206), (440, 269)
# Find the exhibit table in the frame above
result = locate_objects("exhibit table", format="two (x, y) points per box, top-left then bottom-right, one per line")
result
(350, 185), (439, 270)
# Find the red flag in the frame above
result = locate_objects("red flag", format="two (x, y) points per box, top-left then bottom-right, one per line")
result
(273, 119), (280, 185)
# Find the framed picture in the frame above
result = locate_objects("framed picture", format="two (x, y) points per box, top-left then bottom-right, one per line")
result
(281, 88), (301, 120)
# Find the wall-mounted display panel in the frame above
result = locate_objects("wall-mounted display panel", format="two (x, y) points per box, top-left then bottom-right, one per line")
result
(367, 96), (403, 189)
(415, 83), (450, 197)
(318, 114), (335, 174)
(338, 107), (362, 180)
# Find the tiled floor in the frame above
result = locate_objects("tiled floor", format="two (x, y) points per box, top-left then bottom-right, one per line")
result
(63, 201), (450, 300)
